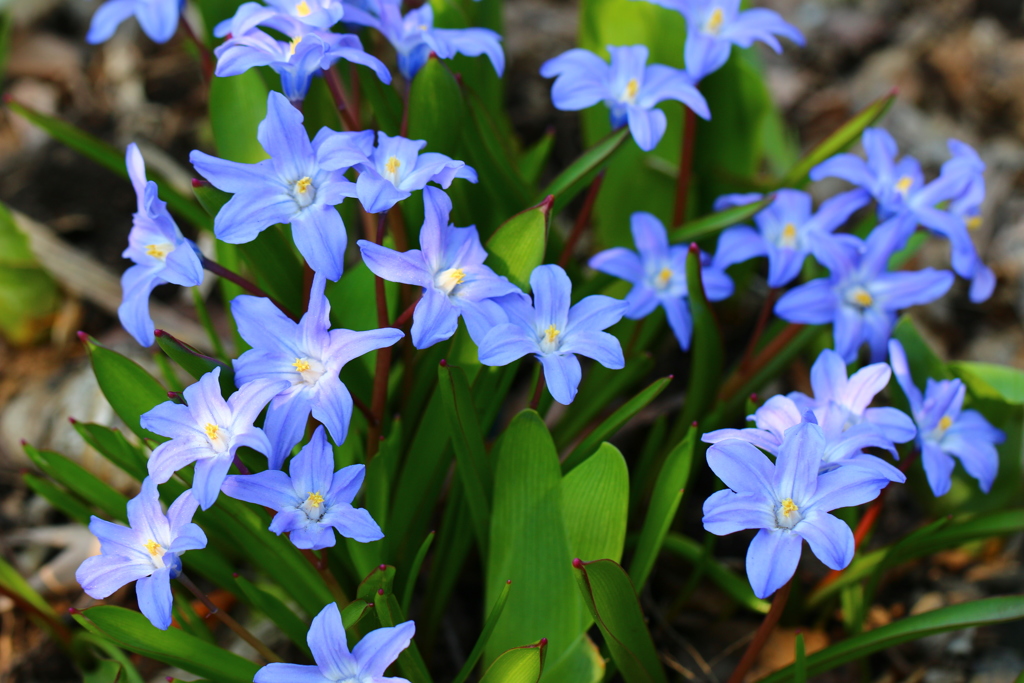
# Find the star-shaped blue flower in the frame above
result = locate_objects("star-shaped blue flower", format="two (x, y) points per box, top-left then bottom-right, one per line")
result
(540, 45), (710, 152)
(76, 478), (206, 630)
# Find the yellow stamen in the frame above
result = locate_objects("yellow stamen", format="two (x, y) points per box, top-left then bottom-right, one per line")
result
(289, 35), (303, 56)
(623, 78), (639, 103)
(145, 243), (171, 260)
(705, 7), (724, 34)
(895, 176), (913, 195)
(144, 540), (163, 557)
(782, 223), (798, 243)
(448, 268), (465, 285)
(657, 267), (673, 287)
(780, 498), (799, 517)
(204, 423), (220, 440)
(544, 324), (560, 345)
(939, 416), (953, 431)
(293, 358), (312, 372)
(852, 289), (874, 307)
(295, 177), (313, 194)
(296, 0), (312, 16)
(385, 156), (401, 177)
(306, 492), (325, 508)
(966, 215), (982, 231)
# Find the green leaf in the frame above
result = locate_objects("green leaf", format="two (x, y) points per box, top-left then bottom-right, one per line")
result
(949, 361), (1024, 405)
(794, 632), (807, 683)
(780, 91), (896, 189)
(560, 443), (629, 564)
(23, 444), (129, 520)
(485, 197), (552, 291)
(233, 576), (311, 657)
(675, 245), (723, 438)
(0, 554), (56, 621)
(463, 86), (533, 214)
(539, 128), (630, 213)
(562, 376), (672, 472)
(760, 596), (1024, 683)
(668, 196), (773, 243)
(72, 422), (148, 482)
(481, 640), (548, 683)
(73, 606), (261, 683)
(73, 632), (145, 683)
(154, 330), (233, 392)
(630, 425), (696, 591)
(453, 580), (514, 683)
(662, 533), (769, 614)
(438, 361), (491, 556)
(573, 559), (668, 683)
(81, 659), (122, 683)
(192, 181), (231, 216)
(80, 334), (168, 442)
(24, 473), (92, 524)
(518, 130), (556, 187)
(208, 72), (270, 163)
(407, 56), (466, 157)
(400, 531), (435, 616)
(0, 201), (60, 344)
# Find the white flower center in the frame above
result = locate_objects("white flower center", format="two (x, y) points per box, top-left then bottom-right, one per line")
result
(652, 266), (674, 291)
(384, 155), (402, 184)
(435, 267), (466, 296)
(293, 176), (316, 209)
(621, 78), (640, 104)
(778, 222), (798, 249)
(204, 423), (230, 454)
(292, 357), (325, 386)
(301, 491), (326, 522)
(845, 285), (874, 310)
(539, 324), (561, 354)
(774, 498), (802, 529)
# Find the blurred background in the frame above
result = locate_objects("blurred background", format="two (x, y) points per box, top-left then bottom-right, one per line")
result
(0, 0), (1022, 680)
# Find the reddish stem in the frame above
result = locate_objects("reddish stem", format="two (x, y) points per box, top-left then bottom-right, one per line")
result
(179, 15), (214, 84)
(673, 106), (698, 228)
(739, 289), (779, 373)
(529, 369), (546, 411)
(392, 297), (419, 330)
(322, 66), (360, 131)
(201, 256), (300, 322)
(366, 212), (392, 461)
(726, 579), (791, 683)
(558, 171), (606, 268)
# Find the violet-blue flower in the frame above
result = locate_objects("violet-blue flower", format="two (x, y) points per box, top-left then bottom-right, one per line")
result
(86, 0), (183, 45)
(775, 218), (954, 362)
(714, 189), (866, 288)
(632, 0), (803, 83)
(119, 143), (204, 348)
(318, 130), (477, 214)
(222, 427), (383, 549)
(76, 478), (206, 630)
(888, 339), (1005, 497)
(254, 602), (414, 683)
(357, 186), (518, 349)
(141, 369), (288, 510)
(540, 45), (710, 152)
(477, 265), (628, 405)
(589, 212), (735, 351)
(190, 92), (367, 281)
(232, 273), (404, 469)
(702, 421), (885, 598)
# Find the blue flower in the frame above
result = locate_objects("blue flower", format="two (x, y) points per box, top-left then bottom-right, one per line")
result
(633, 0), (803, 83)
(222, 427), (383, 549)
(190, 92), (368, 281)
(255, 602), (414, 683)
(888, 340), (1005, 497)
(540, 45), (710, 152)
(264, 0), (346, 29)
(362, 0), (504, 80)
(76, 478), (206, 630)
(119, 143), (204, 347)
(702, 421), (885, 598)
(775, 219), (954, 362)
(213, 4), (390, 103)
(477, 265), (628, 405)
(714, 189), (866, 288)
(589, 212), (735, 350)
(86, 0), (183, 44)
(318, 130), (477, 214)
(231, 273), (404, 468)
(811, 130), (994, 302)
(141, 369), (289, 510)
(357, 186), (519, 349)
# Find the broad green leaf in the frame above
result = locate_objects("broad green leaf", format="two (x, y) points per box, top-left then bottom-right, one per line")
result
(453, 580), (514, 683)
(539, 128), (630, 214)
(192, 180), (231, 216)
(562, 376), (672, 472)
(73, 632), (145, 683)
(560, 443), (629, 565)
(573, 559), (667, 683)
(668, 196), (772, 244)
(480, 640), (548, 683)
(630, 425), (696, 590)
(462, 87), (532, 224)
(81, 659), (122, 683)
(23, 444), (129, 521)
(485, 197), (552, 291)
(155, 330), (233, 392)
(408, 56), (466, 158)
(80, 334), (168, 442)
(662, 533), (769, 614)
(208, 72), (270, 163)
(0, 201), (60, 345)
(761, 596), (1024, 683)
(518, 130), (556, 187)
(780, 91), (896, 189)
(74, 606), (261, 683)
(438, 361), (491, 556)
(949, 361), (1024, 405)
(233, 576), (311, 657)
(359, 64), (402, 134)
(0, 554), (56, 621)
(24, 473), (91, 524)
(72, 422), (147, 482)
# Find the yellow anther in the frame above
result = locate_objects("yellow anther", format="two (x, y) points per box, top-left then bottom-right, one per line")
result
(146, 243), (171, 260)
(623, 78), (639, 103)
(895, 176), (913, 195)
(544, 324), (560, 345)
(705, 7), (725, 34)
(204, 423), (220, 440)
(293, 358), (312, 372)
(296, 0), (312, 16)
(448, 268), (465, 285)
(289, 35), (303, 56)
(780, 498), (799, 517)
(966, 215), (982, 231)
(144, 539), (163, 557)
(306, 492), (325, 508)
(852, 289), (873, 307)
(939, 416), (953, 431)
(385, 156), (401, 177)
(782, 223), (798, 243)
(657, 267), (673, 287)
(295, 177), (313, 194)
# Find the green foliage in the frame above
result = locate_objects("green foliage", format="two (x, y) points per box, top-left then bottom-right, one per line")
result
(80, 334), (169, 442)
(485, 198), (552, 291)
(0, 201), (60, 344)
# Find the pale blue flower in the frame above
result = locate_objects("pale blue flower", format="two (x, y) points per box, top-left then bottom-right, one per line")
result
(86, 0), (183, 44)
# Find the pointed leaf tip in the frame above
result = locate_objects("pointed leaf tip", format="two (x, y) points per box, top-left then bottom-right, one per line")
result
(572, 558), (584, 569)
(439, 359), (448, 367)
(688, 242), (700, 254)
(539, 195), (555, 212)
(191, 178), (209, 188)
(691, 421), (698, 428)
(77, 331), (89, 344)
(377, 588), (385, 595)
(539, 638), (548, 647)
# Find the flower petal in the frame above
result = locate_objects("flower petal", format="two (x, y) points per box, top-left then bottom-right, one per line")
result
(136, 566), (174, 630)
(745, 528), (802, 600)
(353, 621), (416, 678)
(540, 353), (583, 405)
(795, 510), (853, 570)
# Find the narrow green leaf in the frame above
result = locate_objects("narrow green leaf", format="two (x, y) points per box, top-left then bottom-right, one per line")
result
(407, 56), (466, 156)
(81, 659), (122, 683)
(485, 197), (552, 291)
(208, 72), (270, 163)
(668, 196), (772, 244)
(794, 632), (807, 683)
(518, 129), (556, 188)
(453, 580), (514, 683)
(481, 640), (548, 683)
(192, 181), (231, 216)
(562, 376), (672, 472)
(72, 421), (148, 482)
(438, 361), (491, 556)
(0, 201), (60, 345)
(401, 531), (435, 616)
(464, 87), (532, 210)
(573, 559), (667, 683)
(73, 606), (261, 683)
(373, 591), (433, 683)
(629, 425), (696, 591)
(760, 596), (1024, 683)
(24, 473), (91, 524)
(677, 245), (723, 433)
(0, 554), (56, 620)
(80, 334), (168, 442)
(949, 361), (1024, 405)
(23, 444), (129, 520)
(73, 632), (145, 683)
(539, 128), (629, 212)
(662, 533), (769, 614)
(780, 91), (896, 189)
(154, 330), (233, 392)
(233, 576), (311, 657)
(340, 600), (373, 631)
(560, 443), (629, 564)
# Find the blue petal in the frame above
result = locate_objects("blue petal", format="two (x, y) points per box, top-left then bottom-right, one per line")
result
(221, 470), (297, 510)
(228, 377), (291, 429)
(76, 554), (151, 599)
(86, 0), (138, 44)
(230, 294), (301, 359)
(871, 269), (954, 311)
(684, 30), (732, 82)
(629, 212), (670, 266)
(136, 566), (174, 630)
(126, 477), (168, 542)
(327, 327), (405, 368)
(561, 331), (624, 369)
(352, 621), (416, 678)
(263, 390), (312, 469)
(308, 603), (354, 676)
(214, 191), (296, 245)
(745, 528), (802, 600)
(323, 504), (384, 543)
(117, 265), (161, 347)
(328, 464), (366, 505)
(478, 323), (537, 366)
(567, 295), (627, 333)
(864, 406), (917, 444)
(661, 295), (694, 351)
(773, 422), (823, 502)
(259, 91), (316, 177)
(713, 226), (767, 271)
(190, 151), (278, 195)
(410, 287), (460, 349)
(356, 171), (409, 214)
(706, 439), (775, 498)
(639, 64), (710, 119)
(135, 0), (182, 44)
(530, 265), (572, 329)
(254, 663), (330, 683)
(807, 464), (887, 511)
(833, 305), (865, 363)
(540, 353), (583, 405)
(589, 247), (642, 284)
(774, 280), (837, 325)
(626, 106), (667, 152)
(193, 456), (233, 510)
(921, 441), (956, 497)
(941, 424), (1000, 494)
(702, 489), (775, 536)
(292, 204), (347, 281)
(310, 378), (355, 452)
(428, 27), (504, 75)
(357, 241), (431, 288)
(794, 510), (853, 571)
(722, 8), (804, 49)
(887, 339), (923, 415)
(146, 440), (211, 484)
